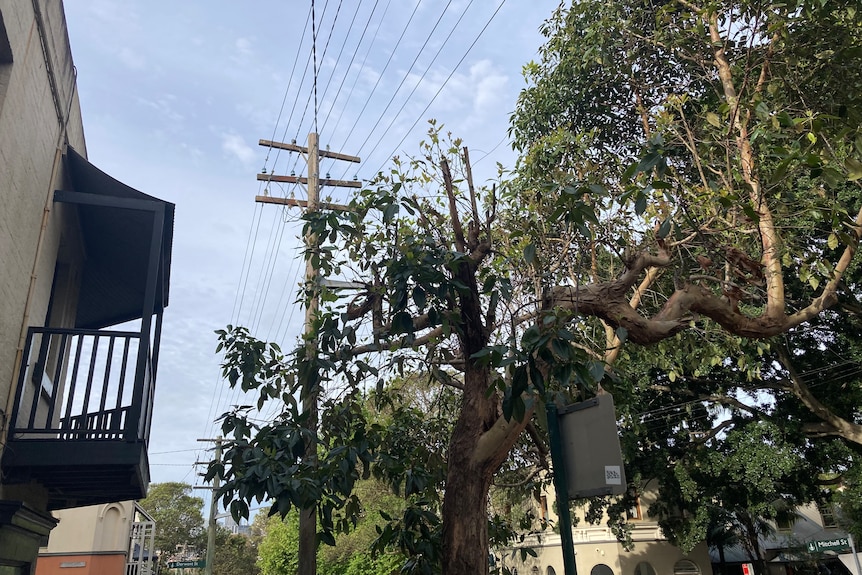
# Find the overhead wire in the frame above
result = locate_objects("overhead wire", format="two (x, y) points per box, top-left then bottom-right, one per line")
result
(201, 4), (318, 453)
(334, 0), (423, 153)
(319, 1), (381, 135)
(323, 0), (392, 143)
(262, 5), (313, 174)
(368, 0), (510, 177)
(349, 0), (456, 160)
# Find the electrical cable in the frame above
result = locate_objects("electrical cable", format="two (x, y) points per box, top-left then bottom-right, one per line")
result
(319, 1), (380, 135)
(336, 0), (423, 150)
(324, 0), (392, 143)
(368, 0), (509, 177)
(350, 0), (456, 159)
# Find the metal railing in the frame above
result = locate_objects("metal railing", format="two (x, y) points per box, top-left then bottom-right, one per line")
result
(9, 326), (156, 443)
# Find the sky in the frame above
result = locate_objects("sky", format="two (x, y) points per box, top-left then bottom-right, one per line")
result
(62, 0), (555, 513)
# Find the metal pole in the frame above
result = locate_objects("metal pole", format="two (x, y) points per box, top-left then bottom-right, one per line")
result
(546, 403), (578, 575)
(849, 534), (862, 575)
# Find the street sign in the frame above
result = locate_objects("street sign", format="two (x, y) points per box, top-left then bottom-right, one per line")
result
(167, 560), (206, 569)
(807, 538), (851, 554)
(742, 563), (753, 575)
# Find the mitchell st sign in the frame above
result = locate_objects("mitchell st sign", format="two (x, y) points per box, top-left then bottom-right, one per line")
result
(807, 538), (851, 554)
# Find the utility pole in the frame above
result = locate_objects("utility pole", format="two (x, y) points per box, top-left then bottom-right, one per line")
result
(195, 436), (223, 575)
(257, 134), (359, 575)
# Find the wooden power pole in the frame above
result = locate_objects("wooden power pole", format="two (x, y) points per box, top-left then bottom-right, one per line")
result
(256, 134), (359, 575)
(195, 436), (223, 575)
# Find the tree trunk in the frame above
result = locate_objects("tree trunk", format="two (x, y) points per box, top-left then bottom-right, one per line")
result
(442, 446), (494, 575)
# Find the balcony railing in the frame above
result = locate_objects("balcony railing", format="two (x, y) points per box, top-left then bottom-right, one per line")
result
(8, 326), (155, 443)
(2, 326), (157, 508)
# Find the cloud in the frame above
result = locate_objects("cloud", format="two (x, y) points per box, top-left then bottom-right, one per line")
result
(135, 94), (184, 125)
(118, 47), (146, 70)
(469, 60), (508, 113)
(235, 37), (254, 57)
(221, 132), (256, 167)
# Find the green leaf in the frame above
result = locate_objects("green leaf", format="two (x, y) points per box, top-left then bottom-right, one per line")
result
(412, 286), (427, 309)
(822, 167), (844, 188)
(657, 218), (672, 239)
(391, 312), (413, 334)
(635, 193), (647, 216)
(706, 112), (721, 127)
(524, 242), (537, 265)
(637, 151), (661, 174)
(589, 360), (605, 383)
(845, 157), (862, 181)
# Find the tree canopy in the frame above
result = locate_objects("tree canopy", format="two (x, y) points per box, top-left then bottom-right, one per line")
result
(139, 482), (205, 565)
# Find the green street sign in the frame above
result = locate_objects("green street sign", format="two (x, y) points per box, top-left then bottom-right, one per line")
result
(807, 538), (850, 554)
(167, 560), (206, 569)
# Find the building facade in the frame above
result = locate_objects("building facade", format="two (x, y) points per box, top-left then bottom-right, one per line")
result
(0, 1), (173, 572)
(34, 502), (157, 575)
(496, 481), (711, 575)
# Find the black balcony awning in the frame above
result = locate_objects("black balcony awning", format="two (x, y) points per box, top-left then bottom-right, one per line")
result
(56, 146), (175, 329)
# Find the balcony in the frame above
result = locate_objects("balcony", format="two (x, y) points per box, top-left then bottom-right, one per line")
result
(1, 146), (174, 510)
(4, 327), (156, 509)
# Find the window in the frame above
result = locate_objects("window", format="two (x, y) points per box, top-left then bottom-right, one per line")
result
(626, 497), (643, 521)
(547, 568), (557, 575)
(592, 565), (614, 575)
(540, 496), (548, 522)
(674, 560), (700, 575)
(635, 564), (656, 575)
(818, 502), (838, 528)
(775, 514), (794, 531)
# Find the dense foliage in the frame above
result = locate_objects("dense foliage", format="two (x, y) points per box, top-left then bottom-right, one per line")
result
(139, 482), (205, 567)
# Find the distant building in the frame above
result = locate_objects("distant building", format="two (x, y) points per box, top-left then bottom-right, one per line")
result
(711, 501), (862, 575)
(0, 1), (174, 572)
(35, 502), (157, 575)
(496, 479), (711, 575)
(221, 513), (252, 537)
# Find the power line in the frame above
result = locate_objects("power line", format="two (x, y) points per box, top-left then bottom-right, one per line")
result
(336, 0), (423, 150)
(370, 0), (510, 176)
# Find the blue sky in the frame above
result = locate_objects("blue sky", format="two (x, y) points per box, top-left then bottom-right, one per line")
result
(63, 0), (554, 502)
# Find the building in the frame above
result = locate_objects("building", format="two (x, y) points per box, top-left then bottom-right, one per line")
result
(496, 480), (711, 575)
(34, 502), (157, 575)
(711, 501), (862, 575)
(0, 1), (174, 572)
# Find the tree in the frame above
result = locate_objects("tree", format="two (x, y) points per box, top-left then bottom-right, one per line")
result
(214, 527), (260, 575)
(139, 482), (205, 567)
(508, 0), (862, 564)
(257, 513), (299, 575)
(254, 480), (407, 575)
(210, 2), (862, 574)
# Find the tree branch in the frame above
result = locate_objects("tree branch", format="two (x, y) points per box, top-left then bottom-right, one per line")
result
(441, 158), (466, 252)
(777, 346), (862, 446)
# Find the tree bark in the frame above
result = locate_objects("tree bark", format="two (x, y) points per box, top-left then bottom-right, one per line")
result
(441, 242), (532, 575)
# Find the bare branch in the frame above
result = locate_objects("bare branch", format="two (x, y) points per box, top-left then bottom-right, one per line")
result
(690, 419), (734, 444)
(777, 346), (862, 446)
(441, 158), (466, 252)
